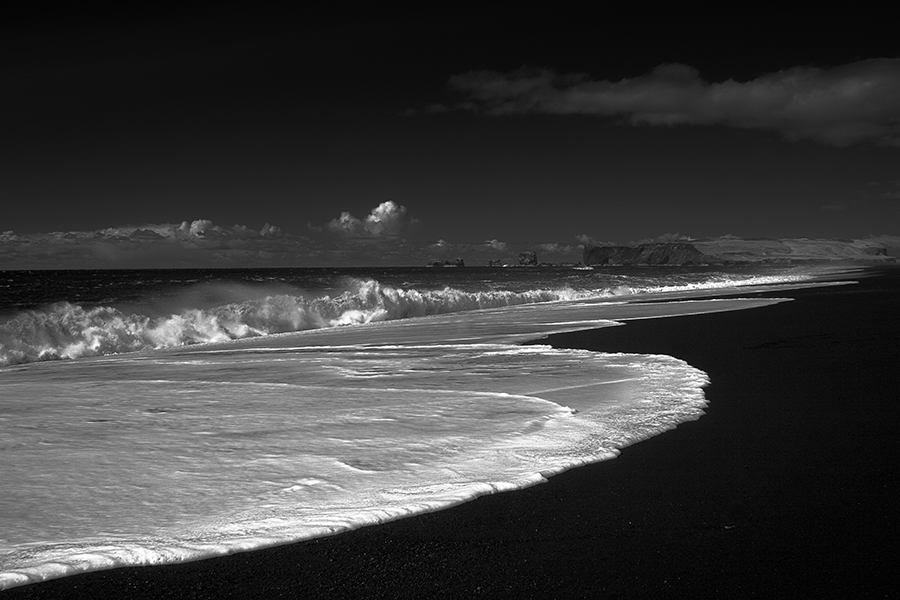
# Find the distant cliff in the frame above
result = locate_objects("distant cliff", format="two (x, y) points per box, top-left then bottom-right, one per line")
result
(583, 237), (895, 266)
(583, 243), (720, 266)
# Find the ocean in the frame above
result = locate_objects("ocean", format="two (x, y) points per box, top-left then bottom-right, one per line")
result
(0, 265), (851, 590)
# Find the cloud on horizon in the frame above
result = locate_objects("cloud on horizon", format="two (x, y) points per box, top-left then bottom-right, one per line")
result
(0, 216), (583, 268)
(0, 201), (431, 268)
(0, 220), (307, 269)
(325, 201), (419, 239)
(445, 59), (900, 147)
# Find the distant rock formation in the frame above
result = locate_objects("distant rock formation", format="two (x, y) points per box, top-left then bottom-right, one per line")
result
(518, 252), (538, 266)
(583, 243), (719, 266)
(428, 258), (465, 267)
(692, 237), (894, 263)
(582, 238), (896, 266)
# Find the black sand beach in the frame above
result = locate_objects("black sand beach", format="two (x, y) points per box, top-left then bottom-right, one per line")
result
(6, 267), (899, 599)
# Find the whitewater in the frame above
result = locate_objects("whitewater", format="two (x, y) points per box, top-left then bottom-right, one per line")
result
(0, 266), (850, 589)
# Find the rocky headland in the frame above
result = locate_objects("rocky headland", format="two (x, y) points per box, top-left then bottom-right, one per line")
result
(583, 237), (895, 266)
(583, 243), (718, 266)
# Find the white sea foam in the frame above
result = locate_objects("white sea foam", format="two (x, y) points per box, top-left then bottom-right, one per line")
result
(0, 339), (707, 590)
(0, 267), (844, 590)
(0, 271), (817, 367)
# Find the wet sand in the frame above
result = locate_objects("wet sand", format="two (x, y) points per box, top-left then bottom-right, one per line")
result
(6, 267), (899, 598)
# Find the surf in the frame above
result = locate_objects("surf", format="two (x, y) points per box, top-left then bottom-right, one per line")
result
(0, 269), (819, 366)
(0, 265), (853, 590)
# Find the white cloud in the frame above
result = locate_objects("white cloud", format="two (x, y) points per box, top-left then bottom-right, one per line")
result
(485, 239), (507, 251)
(429, 239), (453, 250)
(326, 201), (416, 238)
(185, 219), (216, 238)
(260, 223), (281, 237)
(327, 212), (367, 237)
(366, 201), (410, 236)
(448, 59), (900, 146)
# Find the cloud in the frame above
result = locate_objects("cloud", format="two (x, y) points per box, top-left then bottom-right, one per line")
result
(0, 219), (317, 269)
(326, 201), (417, 239)
(1, 207), (428, 268)
(3, 210), (575, 268)
(260, 223), (281, 237)
(429, 239), (453, 250)
(93, 220), (285, 242)
(327, 212), (367, 237)
(537, 242), (575, 254)
(447, 59), (900, 146)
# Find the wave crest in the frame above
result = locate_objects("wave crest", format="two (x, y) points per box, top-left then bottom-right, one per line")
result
(0, 269), (819, 367)
(0, 279), (586, 366)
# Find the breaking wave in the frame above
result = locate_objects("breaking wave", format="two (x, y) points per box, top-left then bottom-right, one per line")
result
(0, 270), (817, 367)
(0, 280), (588, 366)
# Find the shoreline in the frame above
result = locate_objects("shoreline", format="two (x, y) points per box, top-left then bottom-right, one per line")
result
(5, 267), (898, 598)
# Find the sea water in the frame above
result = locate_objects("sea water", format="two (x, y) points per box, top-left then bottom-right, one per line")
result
(0, 265), (847, 589)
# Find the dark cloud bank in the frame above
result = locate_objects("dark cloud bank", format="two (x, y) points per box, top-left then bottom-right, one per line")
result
(444, 59), (900, 147)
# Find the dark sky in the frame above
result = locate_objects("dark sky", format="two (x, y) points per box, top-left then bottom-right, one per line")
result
(2, 11), (898, 267)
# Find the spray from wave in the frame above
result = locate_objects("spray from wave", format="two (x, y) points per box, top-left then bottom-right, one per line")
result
(0, 271), (816, 366)
(0, 279), (588, 366)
